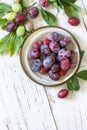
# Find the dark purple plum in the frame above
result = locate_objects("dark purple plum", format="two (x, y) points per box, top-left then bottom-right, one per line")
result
(33, 41), (42, 49)
(58, 48), (71, 59)
(49, 32), (60, 42)
(40, 44), (51, 55)
(51, 64), (60, 73)
(40, 53), (46, 60)
(63, 37), (71, 43)
(48, 70), (60, 81)
(60, 58), (70, 71)
(7, 22), (16, 32)
(56, 55), (63, 62)
(16, 13), (26, 25)
(43, 55), (55, 68)
(59, 37), (71, 47)
(49, 41), (60, 53)
(29, 49), (39, 59)
(31, 59), (42, 71)
(70, 51), (77, 68)
(28, 7), (39, 18)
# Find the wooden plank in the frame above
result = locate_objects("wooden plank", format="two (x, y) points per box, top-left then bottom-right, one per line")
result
(45, 0), (87, 130)
(82, 0), (87, 12)
(0, 0), (87, 130)
(81, 0), (87, 29)
(0, 56), (57, 130)
(0, 0), (57, 129)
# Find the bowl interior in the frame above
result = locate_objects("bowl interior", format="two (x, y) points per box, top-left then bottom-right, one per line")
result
(20, 26), (80, 86)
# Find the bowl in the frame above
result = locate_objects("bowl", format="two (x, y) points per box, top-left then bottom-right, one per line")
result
(20, 26), (80, 87)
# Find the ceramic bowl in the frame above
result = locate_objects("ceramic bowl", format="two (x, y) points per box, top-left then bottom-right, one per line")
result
(20, 26), (80, 87)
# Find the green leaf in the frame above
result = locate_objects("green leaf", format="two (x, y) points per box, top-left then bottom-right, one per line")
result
(41, 8), (57, 26)
(61, 0), (76, 3)
(64, 5), (79, 17)
(9, 33), (16, 56)
(71, 76), (80, 91)
(0, 32), (25, 56)
(78, 50), (85, 70)
(0, 3), (12, 13)
(67, 82), (74, 91)
(68, 0), (76, 3)
(9, 34), (25, 56)
(76, 70), (87, 80)
(0, 3), (12, 18)
(67, 76), (80, 91)
(79, 50), (85, 60)
(57, 0), (64, 9)
(67, 1), (80, 12)
(0, 13), (4, 18)
(0, 18), (8, 28)
(0, 33), (12, 53)
(48, 0), (57, 2)
(64, 6), (75, 17)
(62, 2), (80, 17)
(21, 0), (28, 9)
(53, 2), (60, 12)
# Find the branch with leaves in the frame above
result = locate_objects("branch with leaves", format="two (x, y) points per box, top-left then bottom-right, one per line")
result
(0, 1), (33, 56)
(40, 0), (80, 25)
(48, 0), (80, 17)
(0, 0), (81, 56)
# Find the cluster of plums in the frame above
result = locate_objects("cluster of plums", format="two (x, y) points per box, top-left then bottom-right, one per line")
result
(6, 0), (80, 37)
(28, 32), (77, 81)
(6, 0), (39, 36)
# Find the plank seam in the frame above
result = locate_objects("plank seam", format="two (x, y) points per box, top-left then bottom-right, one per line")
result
(44, 87), (58, 130)
(13, 84), (29, 130)
(82, 0), (87, 13)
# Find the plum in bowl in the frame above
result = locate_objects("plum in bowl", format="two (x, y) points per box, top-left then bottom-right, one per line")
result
(20, 26), (80, 86)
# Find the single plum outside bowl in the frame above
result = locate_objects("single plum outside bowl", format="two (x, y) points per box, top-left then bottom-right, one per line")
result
(20, 26), (80, 87)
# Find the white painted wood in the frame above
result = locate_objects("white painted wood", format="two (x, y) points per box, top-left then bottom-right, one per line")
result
(82, 0), (87, 12)
(46, 0), (87, 130)
(0, 56), (57, 130)
(0, 0), (87, 130)
(0, 1), (57, 130)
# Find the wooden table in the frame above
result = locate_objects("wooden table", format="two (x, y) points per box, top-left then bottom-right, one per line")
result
(0, 0), (87, 130)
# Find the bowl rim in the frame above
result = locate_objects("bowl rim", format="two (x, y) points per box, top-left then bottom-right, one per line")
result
(20, 26), (80, 87)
